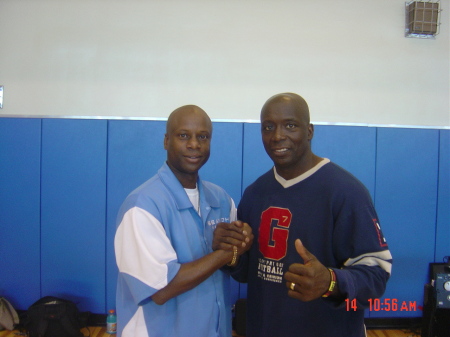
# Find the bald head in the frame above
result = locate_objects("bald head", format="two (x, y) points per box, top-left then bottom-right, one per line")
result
(261, 93), (310, 124)
(166, 105), (212, 135)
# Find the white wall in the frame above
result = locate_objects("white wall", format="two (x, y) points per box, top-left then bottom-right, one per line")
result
(0, 0), (448, 127)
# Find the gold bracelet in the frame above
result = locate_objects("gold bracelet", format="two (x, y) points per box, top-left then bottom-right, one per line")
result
(227, 246), (238, 267)
(322, 268), (336, 298)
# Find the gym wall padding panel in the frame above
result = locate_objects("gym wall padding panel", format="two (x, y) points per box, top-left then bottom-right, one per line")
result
(0, 118), (41, 310)
(40, 119), (108, 312)
(436, 130), (449, 263)
(373, 128), (439, 318)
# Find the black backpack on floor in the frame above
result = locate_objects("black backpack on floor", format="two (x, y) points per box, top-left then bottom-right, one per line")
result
(25, 296), (89, 337)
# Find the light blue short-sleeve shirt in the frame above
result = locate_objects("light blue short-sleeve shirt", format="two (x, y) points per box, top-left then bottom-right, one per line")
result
(115, 163), (236, 337)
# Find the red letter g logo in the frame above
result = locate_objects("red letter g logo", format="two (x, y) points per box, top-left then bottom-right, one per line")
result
(259, 207), (292, 260)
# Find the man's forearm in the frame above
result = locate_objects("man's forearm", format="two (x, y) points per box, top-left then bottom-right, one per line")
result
(151, 249), (234, 305)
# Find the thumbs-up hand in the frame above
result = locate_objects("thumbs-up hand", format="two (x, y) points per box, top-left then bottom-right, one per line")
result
(284, 239), (332, 302)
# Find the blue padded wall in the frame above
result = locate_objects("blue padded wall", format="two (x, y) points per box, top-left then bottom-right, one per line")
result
(0, 117), (448, 320)
(436, 130), (449, 262)
(0, 118), (41, 309)
(374, 128), (439, 318)
(40, 119), (107, 312)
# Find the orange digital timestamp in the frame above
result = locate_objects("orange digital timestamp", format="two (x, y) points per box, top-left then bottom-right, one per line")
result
(345, 298), (419, 312)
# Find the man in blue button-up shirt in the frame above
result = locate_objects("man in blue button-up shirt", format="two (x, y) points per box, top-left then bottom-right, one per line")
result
(115, 105), (253, 337)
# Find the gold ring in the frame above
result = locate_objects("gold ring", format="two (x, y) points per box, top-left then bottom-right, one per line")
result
(290, 282), (296, 291)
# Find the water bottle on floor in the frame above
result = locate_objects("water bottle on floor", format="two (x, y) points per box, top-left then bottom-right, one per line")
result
(106, 309), (117, 334)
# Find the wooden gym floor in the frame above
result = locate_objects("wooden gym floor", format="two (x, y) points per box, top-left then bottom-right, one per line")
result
(0, 327), (421, 337)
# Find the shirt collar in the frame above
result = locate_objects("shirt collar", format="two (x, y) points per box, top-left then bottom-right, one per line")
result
(274, 158), (330, 188)
(158, 162), (220, 209)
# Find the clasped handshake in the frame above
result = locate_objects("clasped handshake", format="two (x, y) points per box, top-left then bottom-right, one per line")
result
(212, 221), (253, 258)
